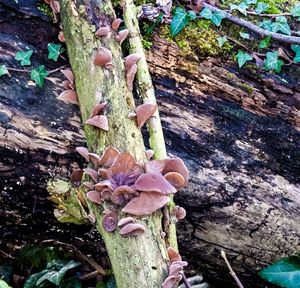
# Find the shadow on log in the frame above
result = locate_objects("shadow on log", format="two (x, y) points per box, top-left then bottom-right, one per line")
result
(0, 1), (300, 287)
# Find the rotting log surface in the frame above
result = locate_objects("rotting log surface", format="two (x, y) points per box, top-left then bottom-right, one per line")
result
(1, 2), (300, 287)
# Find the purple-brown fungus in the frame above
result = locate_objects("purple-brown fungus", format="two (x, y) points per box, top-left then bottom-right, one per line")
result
(94, 47), (113, 69)
(102, 211), (118, 232)
(111, 18), (123, 31)
(115, 29), (129, 44)
(119, 223), (145, 237)
(135, 103), (157, 128)
(85, 115), (109, 131)
(95, 27), (110, 37)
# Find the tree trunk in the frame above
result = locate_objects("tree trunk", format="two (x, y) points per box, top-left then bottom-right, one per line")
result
(1, 1), (300, 287)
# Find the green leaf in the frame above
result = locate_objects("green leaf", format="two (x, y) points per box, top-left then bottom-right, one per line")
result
(259, 256), (300, 288)
(244, 0), (257, 4)
(30, 65), (48, 88)
(187, 10), (197, 20)
(239, 32), (250, 39)
(236, 50), (253, 68)
(230, 2), (249, 15)
(199, 7), (213, 20)
(48, 43), (64, 61)
(217, 36), (227, 47)
(259, 35), (271, 48)
(59, 277), (82, 288)
(291, 4), (300, 17)
(291, 44), (300, 63)
(0, 65), (8, 77)
(271, 20), (291, 35)
(259, 19), (273, 31)
(211, 10), (226, 26)
(24, 270), (51, 288)
(36, 260), (81, 286)
(96, 282), (107, 288)
(255, 2), (269, 13)
(171, 7), (188, 37)
(15, 49), (33, 66)
(264, 51), (284, 72)
(0, 279), (12, 288)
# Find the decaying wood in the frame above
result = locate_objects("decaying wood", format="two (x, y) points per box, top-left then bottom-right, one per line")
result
(1, 2), (300, 287)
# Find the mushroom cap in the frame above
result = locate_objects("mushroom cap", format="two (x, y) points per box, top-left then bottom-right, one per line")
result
(88, 153), (101, 166)
(162, 275), (179, 288)
(124, 53), (141, 71)
(133, 173), (176, 194)
(126, 63), (137, 91)
(100, 189), (113, 200)
(119, 223), (145, 237)
(87, 213), (96, 224)
(85, 115), (109, 131)
(102, 211), (118, 232)
(61, 69), (74, 83)
(58, 31), (65, 42)
(145, 160), (165, 174)
(58, 90), (78, 105)
(135, 103), (157, 129)
(172, 205), (186, 220)
(112, 18), (123, 31)
(122, 191), (169, 216)
(70, 169), (83, 184)
(76, 147), (89, 161)
(167, 247), (182, 263)
(86, 190), (102, 204)
(163, 158), (189, 186)
(117, 217), (135, 228)
(91, 102), (107, 117)
(115, 29), (129, 45)
(98, 146), (120, 167)
(111, 185), (138, 205)
(95, 26), (110, 37)
(107, 152), (142, 186)
(94, 180), (113, 191)
(62, 80), (72, 90)
(168, 262), (184, 277)
(164, 172), (185, 190)
(94, 47), (113, 67)
(82, 182), (94, 190)
(98, 168), (108, 179)
(145, 149), (154, 160)
(83, 168), (98, 182)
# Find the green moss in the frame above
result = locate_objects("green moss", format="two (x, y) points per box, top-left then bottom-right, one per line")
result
(239, 82), (254, 94)
(37, 3), (53, 18)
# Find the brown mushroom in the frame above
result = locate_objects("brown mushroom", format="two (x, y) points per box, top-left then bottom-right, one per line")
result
(86, 190), (102, 204)
(98, 168), (108, 179)
(111, 18), (123, 31)
(58, 31), (65, 42)
(102, 211), (118, 232)
(85, 115), (109, 131)
(95, 27), (110, 37)
(83, 168), (98, 182)
(163, 158), (189, 186)
(70, 169), (83, 184)
(135, 103), (157, 129)
(164, 172), (185, 190)
(61, 69), (74, 83)
(145, 160), (165, 173)
(76, 147), (89, 161)
(82, 182), (94, 190)
(172, 205), (186, 220)
(115, 29), (129, 44)
(124, 53), (141, 71)
(100, 189), (113, 200)
(134, 173), (176, 194)
(122, 191), (169, 216)
(94, 47), (113, 69)
(119, 223), (145, 237)
(98, 146), (120, 167)
(145, 149), (154, 160)
(94, 180), (113, 191)
(167, 247), (182, 263)
(162, 275), (179, 288)
(90, 102), (107, 117)
(88, 153), (101, 166)
(126, 64), (137, 92)
(117, 217), (135, 228)
(57, 90), (78, 104)
(111, 185), (138, 205)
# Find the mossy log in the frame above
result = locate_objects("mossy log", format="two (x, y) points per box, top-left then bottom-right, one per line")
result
(58, 0), (170, 287)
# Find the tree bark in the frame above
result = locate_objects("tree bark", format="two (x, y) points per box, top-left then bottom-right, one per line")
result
(1, 1), (300, 287)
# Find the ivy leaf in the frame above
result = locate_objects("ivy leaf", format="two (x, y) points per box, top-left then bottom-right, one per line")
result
(236, 50), (253, 67)
(259, 35), (271, 48)
(15, 49), (33, 66)
(30, 65), (48, 88)
(171, 7), (188, 37)
(255, 2), (269, 14)
(259, 256), (300, 288)
(187, 10), (197, 20)
(291, 3), (300, 17)
(271, 19), (291, 35)
(291, 45), (300, 63)
(211, 10), (226, 26)
(239, 32), (250, 39)
(48, 43), (64, 61)
(230, 3), (249, 15)
(264, 51), (284, 73)
(0, 65), (8, 77)
(244, 0), (257, 4)
(199, 7), (213, 20)
(217, 36), (227, 47)
(259, 19), (273, 31)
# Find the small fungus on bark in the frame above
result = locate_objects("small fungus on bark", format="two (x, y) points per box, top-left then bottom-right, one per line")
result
(111, 185), (138, 205)
(102, 211), (118, 232)
(58, 31), (65, 42)
(70, 169), (83, 185)
(111, 18), (123, 31)
(98, 146), (120, 167)
(85, 115), (109, 131)
(58, 69), (78, 104)
(83, 168), (98, 182)
(86, 190), (102, 204)
(82, 182), (94, 190)
(124, 54), (141, 71)
(76, 147), (89, 161)
(115, 29), (129, 44)
(164, 172), (185, 190)
(90, 102), (107, 117)
(117, 217), (135, 228)
(172, 206), (186, 220)
(94, 47), (113, 69)
(135, 103), (157, 128)
(95, 27), (110, 37)
(167, 247), (182, 263)
(145, 149), (154, 160)
(126, 64), (137, 91)
(119, 223), (146, 237)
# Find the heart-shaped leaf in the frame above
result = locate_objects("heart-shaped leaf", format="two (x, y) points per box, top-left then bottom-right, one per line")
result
(259, 256), (300, 288)
(211, 10), (226, 26)
(30, 65), (48, 88)
(217, 36), (227, 47)
(15, 49), (33, 66)
(291, 3), (300, 17)
(48, 43), (65, 61)
(230, 2), (249, 15)
(255, 2), (269, 14)
(170, 7), (188, 37)
(200, 7), (213, 19)
(0, 65), (8, 77)
(271, 16), (291, 35)
(291, 44), (300, 63)
(236, 50), (253, 67)
(259, 19), (273, 31)
(264, 51), (284, 73)
(259, 35), (271, 49)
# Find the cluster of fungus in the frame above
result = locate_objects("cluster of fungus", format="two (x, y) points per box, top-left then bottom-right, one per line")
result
(44, 0), (60, 23)
(58, 69), (78, 104)
(93, 18), (140, 91)
(72, 145), (188, 237)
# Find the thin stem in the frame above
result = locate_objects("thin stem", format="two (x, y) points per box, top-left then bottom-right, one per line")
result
(6, 65), (68, 75)
(221, 250), (244, 288)
(246, 11), (291, 17)
(181, 273), (192, 288)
